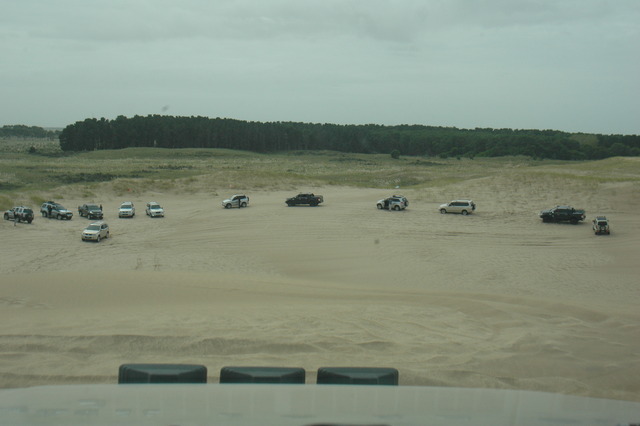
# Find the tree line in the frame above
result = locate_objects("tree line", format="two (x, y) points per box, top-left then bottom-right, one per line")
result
(13, 116), (640, 160)
(0, 125), (60, 140)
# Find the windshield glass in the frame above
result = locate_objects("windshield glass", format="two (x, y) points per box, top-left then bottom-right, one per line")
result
(1, 2), (639, 418)
(85, 225), (100, 231)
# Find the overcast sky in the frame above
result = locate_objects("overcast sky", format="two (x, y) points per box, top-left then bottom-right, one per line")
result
(2, 0), (639, 134)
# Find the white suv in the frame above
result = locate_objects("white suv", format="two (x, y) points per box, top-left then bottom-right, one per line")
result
(439, 200), (476, 215)
(222, 194), (249, 208)
(145, 202), (164, 217)
(118, 202), (135, 218)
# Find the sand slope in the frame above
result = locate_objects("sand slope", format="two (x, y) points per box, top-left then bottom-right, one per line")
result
(1, 175), (639, 402)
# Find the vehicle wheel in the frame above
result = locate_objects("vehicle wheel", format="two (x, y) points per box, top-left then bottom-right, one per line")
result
(377, 204), (383, 209)
(225, 203), (232, 209)
(310, 202), (317, 207)
(27, 219), (32, 224)
(97, 235), (101, 242)
(57, 214), (62, 219)
(240, 202), (247, 208)
(3, 213), (7, 220)
(440, 209), (446, 214)
(570, 218), (578, 225)
(461, 210), (468, 215)
(393, 205), (400, 211)
(106, 232), (109, 239)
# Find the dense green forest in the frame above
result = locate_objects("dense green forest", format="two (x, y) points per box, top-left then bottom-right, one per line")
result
(4, 117), (640, 160)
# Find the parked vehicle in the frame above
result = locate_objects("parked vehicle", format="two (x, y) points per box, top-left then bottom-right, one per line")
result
(539, 205), (586, 224)
(118, 202), (135, 218)
(145, 202), (165, 217)
(81, 221), (110, 242)
(592, 216), (610, 235)
(286, 193), (324, 206)
(4, 206), (34, 223)
(439, 200), (476, 215)
(41, 201), (73, 220)
(377, 195), (408, 211)
(78, 203), (103, 220)
(222, 194), (249, 209)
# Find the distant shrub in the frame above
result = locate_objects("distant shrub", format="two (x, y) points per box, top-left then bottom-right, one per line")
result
(390, 150), (400, 159)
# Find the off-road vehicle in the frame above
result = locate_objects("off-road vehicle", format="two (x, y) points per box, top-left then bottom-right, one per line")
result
(439, 200), (476, 215)
(81, 221), (110, 242)
(222, 195), (249, 209)
(286, 193), (323, 206)
(539, 205), (586, 224)
(592, 216), (610, 235)
(145, 202), (165, 217)
(78, 203), (103, 220)
(118, 202), (135, 218)
(41, 201), (73, 220)
(4, 206), (34, 223)
(377, 195), (408, 211)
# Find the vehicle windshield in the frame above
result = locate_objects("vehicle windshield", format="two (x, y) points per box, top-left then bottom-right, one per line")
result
(23, 209), (33, 214)
(2, 2), (639, 417)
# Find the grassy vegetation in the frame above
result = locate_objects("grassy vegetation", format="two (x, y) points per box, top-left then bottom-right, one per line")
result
(1, 138), (639, 210)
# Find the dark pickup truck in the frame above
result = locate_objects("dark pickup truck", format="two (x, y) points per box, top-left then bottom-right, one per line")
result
(539, 205), (586, 224)
(286, 193), (324, 206)
(78, 203), (104, 220)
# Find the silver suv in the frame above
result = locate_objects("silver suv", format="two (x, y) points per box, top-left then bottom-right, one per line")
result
(222, 194), (249, 208)
(41, 201), (73, 220)
(377, 195), (408, 211)
(81, 221), (110, 242)
(145, 202), (165, 217)
(4, 206), (34, 223)
(118, 202), (135, 218)
(439, 199), (476, 215)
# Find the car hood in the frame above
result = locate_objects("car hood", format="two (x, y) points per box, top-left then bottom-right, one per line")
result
(83, 229), (99, 234)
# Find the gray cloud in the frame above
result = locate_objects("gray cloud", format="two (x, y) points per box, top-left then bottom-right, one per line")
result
(1, 0), (638, 133)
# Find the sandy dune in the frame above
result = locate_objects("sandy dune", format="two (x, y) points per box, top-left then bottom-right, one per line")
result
(1, 175), (639, 402)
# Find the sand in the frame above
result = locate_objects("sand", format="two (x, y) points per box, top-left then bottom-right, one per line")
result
(1, 174), (639, 403)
